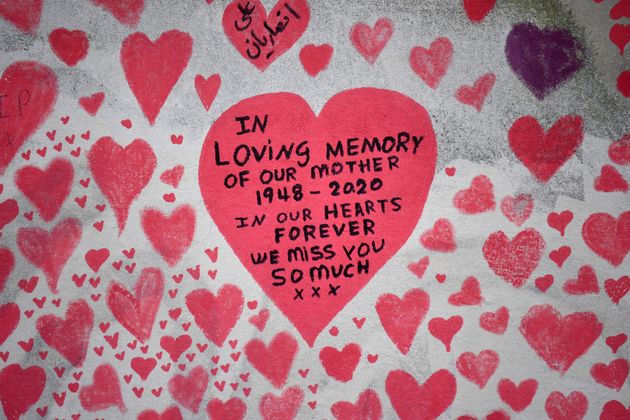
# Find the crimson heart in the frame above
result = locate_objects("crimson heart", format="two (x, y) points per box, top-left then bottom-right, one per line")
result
(222, 0), (310, 71)
(0, 302), (20, 346)
(15, 157), (74, 222)
(0, 61), (57, 175)
(259, 386), (304, 420)
(206, 398), (246, 420)
(0, 364), (46, 420)
(79, 92), (105, 116)
(106, 267), (164, 343)
(88, 136), (156, 233)
(463, 0), (496, 22)
(245, 331), (298, 388)
(319, 343), (361, 382)
(36, 299), (93, 367)
(331, 388), (382, 420)
(91, 0), (144, 27)
(198, 88), (437, 346)
(48, 28), (89, 66)
(545, 391), (588, 420)
(376, 288), (430, 354)
(185, 284), (243, 347)
(456, 349), (499, 388)
(141, 205), (195, 267)
(0, 0), (42, 33)
(508, 115), (583, 182)
(519, 304), (602, 374)
(385, 369), (456, 420)
(17, 218), (82, 293)
(299, 44), (333, 77)
(120, 30), (192, 124)
(195, 74), (221, 112)
(582, 211), (630, 267)
(0, 247), (14, 292)
(409, 37), (453, 89)
(167, 366), (208, 414)
(79, 364), (125, 413)
(138, 406), (183, 420)
(0, 199), (19, 230)
(350, 18), (393, 64)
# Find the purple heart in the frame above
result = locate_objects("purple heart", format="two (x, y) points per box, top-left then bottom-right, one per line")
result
(505, 22), (584, 100)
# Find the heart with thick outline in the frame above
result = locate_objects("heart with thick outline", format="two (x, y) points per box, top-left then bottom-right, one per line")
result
(199, 88), (437, 345)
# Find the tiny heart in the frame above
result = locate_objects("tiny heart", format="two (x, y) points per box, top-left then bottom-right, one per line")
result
(545, 391), (588, 420)
(0, 61), (57, 175)
(505, 22), (584, 99)
(17, 218), (82, 293)
(259, 386), (304, 420)
(0, 364), (46, 420)
(245, 331), (297, 389)
(420, 218), (456, 252)
(608, 133), (630, 165)
(319, 343), (361, 382)
(497, 378), (538, 412)
(121, 30), (192, 124)
(84, 248), (110, 273)
(582, 211), (630, 266)
(185, 284), (243, 347)
(563, 265), (599, 295)
(141, 205), (195, 267)
(330, 388), (382, 420)
(456, 349), (499, 388)
(350, 18), (393, 64)
(79, 364), (125, 413)
(479, 306), (509, 335)
(547, 210), (573, 236)
(453, 175), (495, 214)
(500, 194), (533, 226)
(519, 304), (602, 374)
(48, 28), (89, 66)
(0, 0), (43, 33)
(594, 164), (628, 192)
(385, 369), (456, 420)
(107, 267), (164, 343)
(508, 115), (583, 182)
(300, 44), (333, 76)
(195, 74), (221, 112)
(463, 0), (496, 22)
(455, 72), (496, 111)
(222, 0), (310, 71)
(90, 0), (144, 27)
(409, 37), (453, 89)
(604, 276), (630, 304)
(88, 136), (156, 233)
(376, 288), (430, 355)
(428, 315), (463, 352)
(167, 366), (208, 414)
(79, 92), (105, 116)
(483, 228), (545, 288)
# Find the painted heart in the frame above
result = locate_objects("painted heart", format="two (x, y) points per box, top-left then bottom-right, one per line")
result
(376, 288), (430, 355)
(160, 334), (191, 362)
(245, 331), (298, 388)
(90, 0), (144, 27)
(547, 210), (573, 236)
(519, 304), (602, 374)
(563, 265), (599, 295)
(88, 136), (156, 233)
(222, 0), (310, 71)
(185, 284), (243, 347)
(0, 364), (46, 420)
(456, 349), (499, 389)
(385, 369), (456, 420)
(79, 364), (126, 413)
(483, 228), (545, 287)
(497, 378), (538, 412)
(131, 357), (157, 380)
(107, 267), (164, 343)
(600, 400), (630, 419)
(608, 133), (630, 165)
(198, 88), (437, 346)
(594, 164), (628, 192)
(195, 74), (221, 112)
(500, 194), (533, 226)
(36, 299), (94, 367)
(455, 72), (496, 111)
(138, 406), (183, 420)
(84, 248), (109, 272)
(299, 44), (333, 77)
(330, 388), (382, 420)
(610, 24), (630, 55)
(453, 175), (495, 214)
(350, 18), (393, 64)
(168, 366), (209, 414)
(605, 276), (630, 304)
(79, 92), (105, 116)
(582, 211), (630, 266)
(505, 22), (584, 99)
(120, 30), (192, 124)
(0, 0), (42, 33)
(463, 0), (496, 22)
(0, 61), (57, 175)
(590, 359), (629, 391)
(448, 276), (483, 306)
(409, 37), (453, 89)
(428, 315), (463, 352)
(545, 391), (588, 420)
(48, 28), (89, 66)
(0, 302), (20, 346)
(509, 115), (583, 182)
(319, 343), (361, 382)
(17, 218), (82, 293)
(15, 157), (74, 222)
(0, 247), (14, 292)
(259, 386), (303, 420)
(206, 398), (246, 420)
(141, 205), (195, 266)
(160, 165), (184, 188)
(479, 306), (509, 335)
(421, 218), (456, 252)
(0, 199), (19, 230)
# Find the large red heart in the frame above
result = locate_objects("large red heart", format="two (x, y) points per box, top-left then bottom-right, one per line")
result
(519, 304), (602, 374)
(508, 115), (583, 182)
(582, 211), (630, 267)
(185, 284), (243, 347)
(88, 136), (156, 233)
(0, 0), (42, 33)
(222, 0), (310, 71)
(0, 61), (57, 175)
(107, 267), (164, 343)
(120, 30), (192, 124)
(15, 157), (74, 222)
(0, 247), (14, 292)
(17, 218), (82, 294)
(198, 88), (437, 346)
(141, 205), (195, 267)
(0, 364), (46, 420)
(385, 369), (456, 420)
(48, 28), (89, 66)
(0, 302), (20, 346)
(36, 299), (93, 367)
